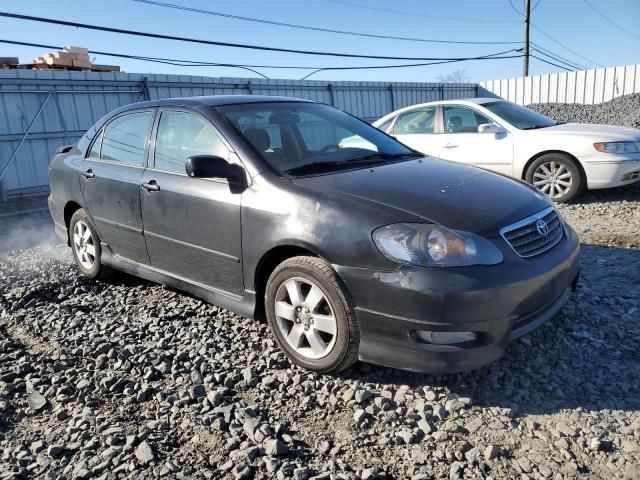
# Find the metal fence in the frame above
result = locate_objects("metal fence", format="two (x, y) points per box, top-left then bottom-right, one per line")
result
(0, 70), (478, 197)
(479, 63), (640, 106)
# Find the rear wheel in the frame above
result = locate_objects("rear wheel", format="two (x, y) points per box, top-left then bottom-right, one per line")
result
(525, 153), (583, 203)
(265, 256), (359, 373)
(69, 209), (111, 279)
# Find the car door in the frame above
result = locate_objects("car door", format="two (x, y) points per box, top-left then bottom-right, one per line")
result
(80, 110), (155, 264)
(140, 108), (244, 294)
(438, 105), (513, 175)
(388, 106), (440, 156)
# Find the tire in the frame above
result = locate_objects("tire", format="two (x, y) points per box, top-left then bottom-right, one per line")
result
(69, 209), (112, 279)
(265, 256), (359, 373)
(525, 153), (584, 203)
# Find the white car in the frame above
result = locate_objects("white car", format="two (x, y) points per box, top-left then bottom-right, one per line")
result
(359, 98), (640, 202)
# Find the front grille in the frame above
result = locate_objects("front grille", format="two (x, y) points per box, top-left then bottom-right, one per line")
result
(500, 207), (563, 258)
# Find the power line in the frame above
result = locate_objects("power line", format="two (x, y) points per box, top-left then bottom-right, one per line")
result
(531, 25), (602, 67)
(530, 42), (587, 70)
(582, 0), (640, 42)
(323, 0), (519, 23)
(300, 53), (524, 80)
(508, 0), (603, 67)
(131, 0), (521, 45)
(531, 48), (580, 71)
(0, 11), (520, 62)
(0, 39), (523, 80)
(530, 54), (572, 71)
(530, 44), (584, 71)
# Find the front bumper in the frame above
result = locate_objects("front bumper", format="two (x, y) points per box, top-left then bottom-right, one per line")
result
(580, 155), (640, 189)
(334, 225), (581, 374)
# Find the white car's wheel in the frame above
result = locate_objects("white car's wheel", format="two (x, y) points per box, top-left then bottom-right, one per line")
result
(526, 153), (583, 203)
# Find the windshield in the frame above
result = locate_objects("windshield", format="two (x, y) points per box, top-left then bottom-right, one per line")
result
(216, 102), (416, 175)
(482, 101), (558, 130)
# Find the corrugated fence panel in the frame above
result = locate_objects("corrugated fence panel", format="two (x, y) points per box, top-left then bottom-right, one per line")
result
(479, 63), (640, 106)
(0, 70), (477, 195)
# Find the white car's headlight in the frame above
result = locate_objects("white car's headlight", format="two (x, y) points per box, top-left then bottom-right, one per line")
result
(593, 141), (640, 154)
(372, 223), (503, 267)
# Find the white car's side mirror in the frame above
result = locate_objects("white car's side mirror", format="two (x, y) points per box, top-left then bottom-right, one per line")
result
(478, 123), (506, 135)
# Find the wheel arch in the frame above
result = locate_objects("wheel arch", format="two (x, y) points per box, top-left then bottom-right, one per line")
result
(253, 244), (324, 320)
(521, 150), (586, 184)
(63, 201), (83, 245)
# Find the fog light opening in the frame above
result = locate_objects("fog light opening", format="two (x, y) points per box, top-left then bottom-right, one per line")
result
(621, 170), (640, 181)
(415, 330), (477, 345)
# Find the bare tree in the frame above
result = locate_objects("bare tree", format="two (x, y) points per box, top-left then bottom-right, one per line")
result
(436, 69), (471, 83)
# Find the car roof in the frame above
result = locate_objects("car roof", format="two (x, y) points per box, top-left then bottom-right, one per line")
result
(374, 97), (503, 124)
(118, 95), (316, 111)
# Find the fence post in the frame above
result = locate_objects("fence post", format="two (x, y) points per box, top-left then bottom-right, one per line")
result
(327, 83), (335, 106)
(52, 92), (71, 145)
(0, 91), (53, 200)
(388, 84), (395, 111)
(142, 76), (151, 101)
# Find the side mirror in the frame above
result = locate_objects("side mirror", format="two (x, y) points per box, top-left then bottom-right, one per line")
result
(185, 155), (242, 181)
(478, 123), (506, 135)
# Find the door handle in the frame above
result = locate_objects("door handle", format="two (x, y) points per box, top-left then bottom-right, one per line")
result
(81, 169), (95, 179)
(142, 180), (160, 192)
(443, 143), (458, 149)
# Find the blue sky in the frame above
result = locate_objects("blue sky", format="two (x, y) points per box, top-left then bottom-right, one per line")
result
(1, 0), (638, 82)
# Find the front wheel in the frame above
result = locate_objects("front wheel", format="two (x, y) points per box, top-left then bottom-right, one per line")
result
(265, 256), (359, 373)
(525, 153), (584, 203)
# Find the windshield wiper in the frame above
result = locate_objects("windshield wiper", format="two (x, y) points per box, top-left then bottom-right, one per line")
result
(346, 152), (421, 162)
(284, 152), (420, 176)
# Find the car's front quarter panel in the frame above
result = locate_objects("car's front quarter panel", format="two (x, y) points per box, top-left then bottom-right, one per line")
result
(512, 127), (640, 189)
(240, 173), (407, 294)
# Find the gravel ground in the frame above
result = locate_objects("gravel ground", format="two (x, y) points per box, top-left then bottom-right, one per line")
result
(529, 93), (640, 129)
(1, 183), (639, 480)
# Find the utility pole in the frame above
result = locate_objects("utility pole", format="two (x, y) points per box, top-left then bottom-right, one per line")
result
(523, 0), (531, 76)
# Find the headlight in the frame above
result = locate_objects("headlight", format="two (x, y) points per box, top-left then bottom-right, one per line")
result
(593, 142), (640, 154)
(372, 223), (503, 267)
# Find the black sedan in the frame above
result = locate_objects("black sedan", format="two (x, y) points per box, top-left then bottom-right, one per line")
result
(48, 96), (580, 374)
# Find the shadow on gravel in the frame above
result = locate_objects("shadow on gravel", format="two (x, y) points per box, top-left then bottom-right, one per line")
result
(567, 181), (640, 205)
(339, 243), (640, 417)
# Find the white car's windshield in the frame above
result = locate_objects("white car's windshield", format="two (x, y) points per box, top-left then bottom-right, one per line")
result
(483, 101), (558, 130)
(217, 102), (418, 176)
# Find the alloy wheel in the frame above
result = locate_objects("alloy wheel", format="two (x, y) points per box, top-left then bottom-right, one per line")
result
(73, 220), (96, 270)
(274, 277), (337, 360)
(533, 161), (573, 199)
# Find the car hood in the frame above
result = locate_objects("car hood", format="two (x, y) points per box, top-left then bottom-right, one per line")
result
(292, 157), (550, 237)
(538, 123), (640, 140)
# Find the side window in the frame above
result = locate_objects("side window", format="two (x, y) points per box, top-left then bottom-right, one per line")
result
(101, 112), (154, 166)
(155, 111), (229, 173)
(392, 108), (436, 135)
(87, 130), (103, 158)
(443, 106), (492, 133)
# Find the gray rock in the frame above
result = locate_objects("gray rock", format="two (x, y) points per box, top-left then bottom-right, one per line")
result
(293, 467), (310, 480)
(464, 447), (481, 463)
(190, 384), (206, 400)
(27, 390), (47, 411)
(232, 463), (253, 480)
(433, 405), (446, 421)
(484, 445), (501, 460)
(264, 439), (288, 456)
(47, 445), (64, 458)
(135, 441), (154, 464)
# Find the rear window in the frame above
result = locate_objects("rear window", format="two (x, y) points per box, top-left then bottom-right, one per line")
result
(101, 112), (154, 166)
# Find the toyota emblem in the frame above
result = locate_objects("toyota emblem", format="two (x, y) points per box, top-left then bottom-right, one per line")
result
(536, 219), (549, 236)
